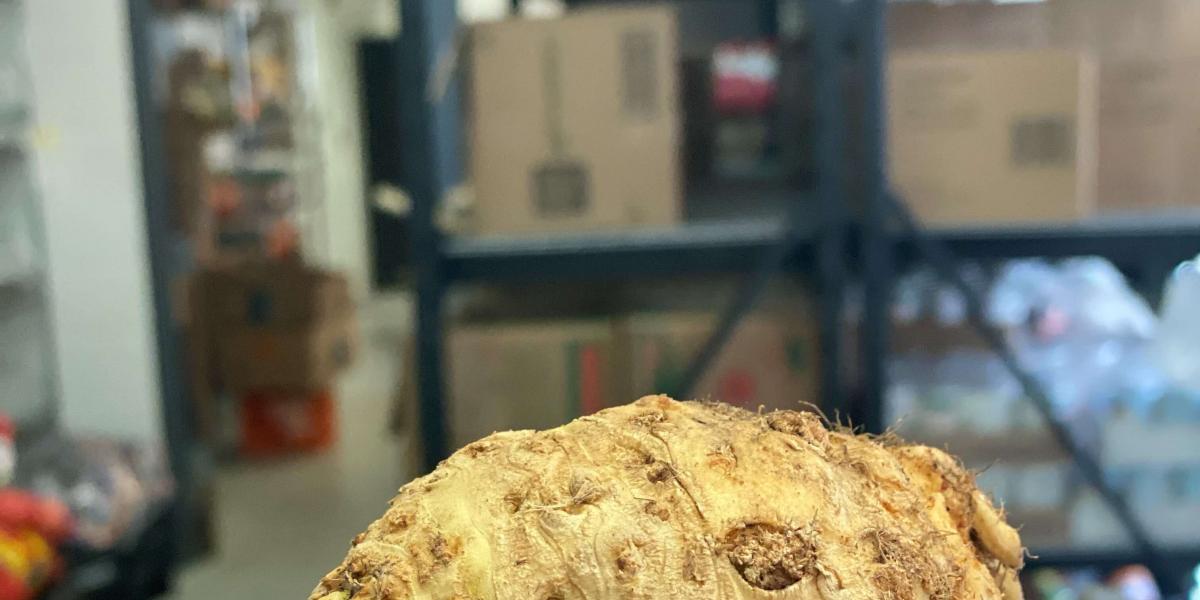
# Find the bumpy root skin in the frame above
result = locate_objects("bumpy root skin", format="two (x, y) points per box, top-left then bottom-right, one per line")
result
(309, 396), (1025, 599)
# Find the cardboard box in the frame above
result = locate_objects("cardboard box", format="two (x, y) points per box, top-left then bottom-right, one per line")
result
(200, 263), (350, 326)
(888, 1), (1054, 52)
(888, 50), (1098, 225)
(215, 316), (356, 391)
(889, 0), (1200, 59)
(193, 263), (358, 392)
(1094, 58), (1185, 210)
(466, 7), (682, 235)
(1050, 0), (1200, 61)
(889, 1), (1200, 213)
(446, 320), (617, 449)
(1050, 0), (1200, 210)
(615, 310), (820, 413)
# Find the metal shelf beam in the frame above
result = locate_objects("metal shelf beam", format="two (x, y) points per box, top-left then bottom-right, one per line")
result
(443, 219), (815, 282)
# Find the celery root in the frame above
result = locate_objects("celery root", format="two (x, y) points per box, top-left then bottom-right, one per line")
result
(310, 396), (1024, 599)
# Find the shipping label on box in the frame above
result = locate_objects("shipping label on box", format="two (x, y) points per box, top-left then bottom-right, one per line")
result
(467, 7), (682, 235)
(888, 50), (1097, 225)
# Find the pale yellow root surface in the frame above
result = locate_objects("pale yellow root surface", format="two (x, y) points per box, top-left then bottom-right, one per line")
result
(310, 396), (1024, 599)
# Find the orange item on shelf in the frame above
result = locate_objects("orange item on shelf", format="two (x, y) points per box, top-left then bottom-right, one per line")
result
(0, 568), (30, 600)
(0, 528), (57, 599)
(208, 177), (242, 219)
(265, 219), (300, 259)
(240, 389), (336, 457)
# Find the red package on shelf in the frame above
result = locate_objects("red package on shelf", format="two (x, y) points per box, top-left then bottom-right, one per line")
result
(713, 41), (779, 115)
(239, 389), (337, 457)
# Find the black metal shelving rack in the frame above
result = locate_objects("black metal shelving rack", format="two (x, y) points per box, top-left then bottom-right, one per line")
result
(398, 0), (1200, 593)
(399, 0), (846, 472)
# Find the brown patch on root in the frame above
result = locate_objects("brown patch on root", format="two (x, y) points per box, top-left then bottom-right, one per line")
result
(862, 528), (963, 600)
(871, 564), (915, 600)
(766, 411), (830, 445)
(384, 511), (413, 530)
(568, 473), (603, 505)
(643, 500), (670, 521)
(534, 581), (566, 600)
(647, 461), (674, 483)
(630, 410), (667, 427)
(683, 546), (707, 584)
(504, 488), (527, 513)
(614, 541), (644, 580)
(706, 442), (738, 471)
(429, 532), (460, 565)
(723, 523), (820, 591)
(462, 440), (497, 457)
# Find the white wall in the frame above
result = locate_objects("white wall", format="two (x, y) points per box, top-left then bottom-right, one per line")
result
(25, 0), (164, 442)
(296, 0), (383, 301)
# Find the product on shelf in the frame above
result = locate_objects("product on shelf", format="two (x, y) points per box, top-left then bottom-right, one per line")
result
(13, 434), (171, 552)
(239, 389), (336, 457)
(190, 262), (357, 391)
(886, 256), (1200, 553)
(1025, 564), (1163, 600)
(0, 484), (73, 598)
(888, 50), (1098, 225)
(711, 40), (782, 181)
(464, 6), (682, 235)
(1156, 254), (1200, 389)
(888, 0), (1200, 213)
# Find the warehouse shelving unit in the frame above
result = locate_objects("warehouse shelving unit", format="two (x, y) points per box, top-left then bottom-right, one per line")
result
(396, 0), (1200, 593)
(397, 0), (847, 472)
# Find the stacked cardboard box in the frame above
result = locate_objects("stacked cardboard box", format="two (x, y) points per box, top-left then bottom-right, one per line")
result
(888, 0), (1200, 215)
(398, 293), (821, 452)
(186, 262), (357, 453)
(616, 311), (819, 413)
(199, 263), (357, 391)
(1053, 0), (1200, 211)
(445, 320), (617, 449)
(464, 7), (682, 235)
(888, 49), (1097, 225)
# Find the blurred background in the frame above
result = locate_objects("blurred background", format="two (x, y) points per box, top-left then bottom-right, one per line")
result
(1, 0), (1200, 598)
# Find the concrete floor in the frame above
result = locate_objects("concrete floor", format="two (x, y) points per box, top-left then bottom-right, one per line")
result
(168, 295), (416, 599)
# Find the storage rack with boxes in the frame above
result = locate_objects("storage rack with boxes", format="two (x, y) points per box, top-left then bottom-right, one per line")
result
(403, 0), (1200, 593)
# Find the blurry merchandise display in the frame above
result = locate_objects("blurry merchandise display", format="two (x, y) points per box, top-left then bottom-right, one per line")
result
(1025, 565), (1165, 600)
(186, 261), (356, 457)
(160, 0), (317, 262)
(0, 412), (172, 600)
(13, 433), (172, 552)
(711, 40), (782, 181)
(1156, 256), (1200, 389)
(886, 257), (1200, 552)
(0, 489), (71, 600)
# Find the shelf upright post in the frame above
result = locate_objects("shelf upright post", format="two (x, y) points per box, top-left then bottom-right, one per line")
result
(854, 0), (891, 434)
(808, 0), (849, 417)
(127, 0), (196, 575)
(398, 0), (462, 471)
